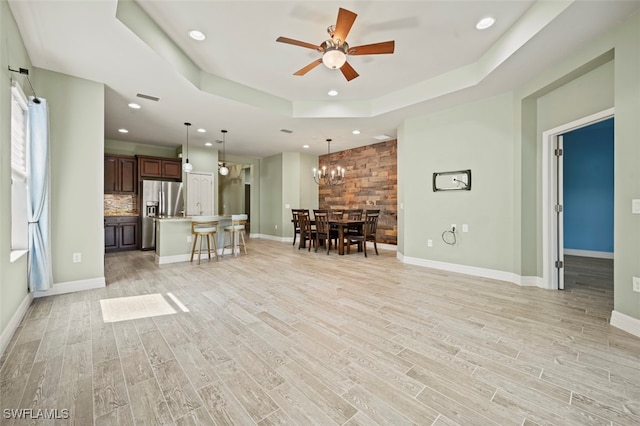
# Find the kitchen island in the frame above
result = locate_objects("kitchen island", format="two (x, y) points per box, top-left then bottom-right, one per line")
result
(154, 215), (231, 264)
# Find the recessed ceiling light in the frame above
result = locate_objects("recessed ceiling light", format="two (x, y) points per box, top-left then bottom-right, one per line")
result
(352, 130), (361, 135)
(128, 102), (141, 109)
(205, 142), (213, 147)
(118, 128), (129, 133)
(476, 16), (495, 30)
(328, 90), (338, 96)
(188, 29), (206, 41)
(302, 144), (310, 149)
(197, 128), (206, 133)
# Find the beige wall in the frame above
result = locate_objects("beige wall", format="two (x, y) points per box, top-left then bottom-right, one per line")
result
(399, 11), (640, 323)
(35, 69), (105, 286)
(0, 0), (30, 343)
(401, 92), (516, 271)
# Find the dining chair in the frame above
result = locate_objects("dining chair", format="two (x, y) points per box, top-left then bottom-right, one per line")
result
(346, 209), (363, 220)
(222, 214), (248, 256)
(298, 211), (316, 251)
(328, 209), (345, 248)
(344, 208), (364, 250)
(312, 209), (331, 254)
(329, 209), (345, 220)
(347, 209), (380, 257)
(291, 209), (306, 246)
(190, 216), (219, 264)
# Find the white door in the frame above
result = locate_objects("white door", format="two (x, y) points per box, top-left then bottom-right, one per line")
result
(186, 172), (214, 215)
(554, 135), (565, 290)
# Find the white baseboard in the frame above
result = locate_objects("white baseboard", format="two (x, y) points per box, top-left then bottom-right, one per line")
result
(397, 253), (546, 289)
(156, 253), (191, 264)
(34, 277), (105, 298)
(564, 249), (613, 259)
(254, 234), (289, 243)
(610, 310), (640, 338)
(0, 292), (33, 357)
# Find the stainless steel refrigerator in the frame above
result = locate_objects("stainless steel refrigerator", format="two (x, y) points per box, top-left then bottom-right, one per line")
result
(141, 180), (184, 250)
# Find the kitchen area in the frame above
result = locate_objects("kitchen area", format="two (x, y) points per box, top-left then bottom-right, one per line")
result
(103, 153), (184, 253)
(104, 147), (253, 262)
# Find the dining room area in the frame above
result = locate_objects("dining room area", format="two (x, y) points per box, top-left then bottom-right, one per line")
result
(265, 138), (397, 257)
(292, 208), (382, 257)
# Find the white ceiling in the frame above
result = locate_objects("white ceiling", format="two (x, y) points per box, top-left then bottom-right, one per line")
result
(8, 0), (640, 157)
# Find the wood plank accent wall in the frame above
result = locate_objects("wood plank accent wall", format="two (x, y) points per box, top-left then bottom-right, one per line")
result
(319, 139), (397, 245)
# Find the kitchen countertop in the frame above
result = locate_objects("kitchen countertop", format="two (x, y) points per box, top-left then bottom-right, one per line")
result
(154, 215), (232, 222)
(104, 212), (138, 216)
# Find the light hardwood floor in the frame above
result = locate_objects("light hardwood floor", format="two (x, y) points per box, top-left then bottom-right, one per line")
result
(1, 240), (638, 425)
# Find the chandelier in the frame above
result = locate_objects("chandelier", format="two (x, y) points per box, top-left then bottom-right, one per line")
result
(313, 139), (345, 186)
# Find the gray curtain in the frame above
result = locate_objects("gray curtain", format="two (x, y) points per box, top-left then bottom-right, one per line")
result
(27, 98), (53, 291)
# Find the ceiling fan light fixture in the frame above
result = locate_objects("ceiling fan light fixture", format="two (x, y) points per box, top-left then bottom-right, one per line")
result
(321, 40), (348, 69)
(323, 48), (347, 69)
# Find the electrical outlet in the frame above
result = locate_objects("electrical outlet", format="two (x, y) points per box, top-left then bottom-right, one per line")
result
(427, 239), (433, 247)
(275, 224), (278, 230)
(633, 277), (640, 293)
(186, 235), (192, 243)
(72, 253), (81, 263)
(462, 224), (469, 233)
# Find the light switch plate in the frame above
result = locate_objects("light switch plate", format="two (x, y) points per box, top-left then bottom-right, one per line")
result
(632, 199), (640, 214)
(633, 277), (640, 293)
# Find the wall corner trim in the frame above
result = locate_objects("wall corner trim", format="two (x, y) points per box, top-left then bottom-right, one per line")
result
(0, 292), (34, 357)
(34, 277), (106, 298)
(610, 310), (640, 338)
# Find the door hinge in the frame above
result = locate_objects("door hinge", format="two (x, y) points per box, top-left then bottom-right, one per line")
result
(555, 148), (563, 156)
(555, 260), (564, 268)
(555, 204), (563, 213)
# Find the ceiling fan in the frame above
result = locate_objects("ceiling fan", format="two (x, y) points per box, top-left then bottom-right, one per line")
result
(276, 7), (395, 81)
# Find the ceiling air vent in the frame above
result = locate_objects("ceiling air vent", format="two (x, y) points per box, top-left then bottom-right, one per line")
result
(373, 134), (391, 141)
(136, 93), (160, 102)
(280, 129), (293, 134)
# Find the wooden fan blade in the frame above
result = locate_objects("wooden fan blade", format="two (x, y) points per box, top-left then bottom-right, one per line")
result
(294, 59), (323, 76)
(340, 61), (359, 81)
(276, 36), (321, 51)
(333, 8), (357, 44)
(348, 41), (395, 55)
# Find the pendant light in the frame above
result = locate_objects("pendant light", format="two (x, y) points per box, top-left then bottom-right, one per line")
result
(182, 122), (193, 173)
(218, 129), (229, 176)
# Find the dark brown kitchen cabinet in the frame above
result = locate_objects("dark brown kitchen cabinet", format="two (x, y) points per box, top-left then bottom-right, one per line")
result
(104, 155), (137, 194)
(105, 216), (139, 252)
(137, 156), (182, 180)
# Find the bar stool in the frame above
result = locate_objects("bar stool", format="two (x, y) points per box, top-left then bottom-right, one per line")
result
(190, 216), (219, 264)
(223, 214), (248, 256)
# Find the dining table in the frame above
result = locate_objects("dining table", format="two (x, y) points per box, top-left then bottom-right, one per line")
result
(328, 218), (365, 255)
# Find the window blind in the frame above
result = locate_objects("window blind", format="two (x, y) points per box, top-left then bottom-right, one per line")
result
(11, 82), (28, 180)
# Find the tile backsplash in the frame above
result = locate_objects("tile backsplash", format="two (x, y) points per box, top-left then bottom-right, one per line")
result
(104, 194), (137, 215)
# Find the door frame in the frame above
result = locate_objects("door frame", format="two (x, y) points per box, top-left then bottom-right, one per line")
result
(541, 107), (614, 290)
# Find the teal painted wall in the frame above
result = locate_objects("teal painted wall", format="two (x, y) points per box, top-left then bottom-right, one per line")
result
(563, 119), (614, 253)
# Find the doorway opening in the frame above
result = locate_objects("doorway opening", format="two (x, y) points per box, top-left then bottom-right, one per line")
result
(542, 108), (614, 295)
